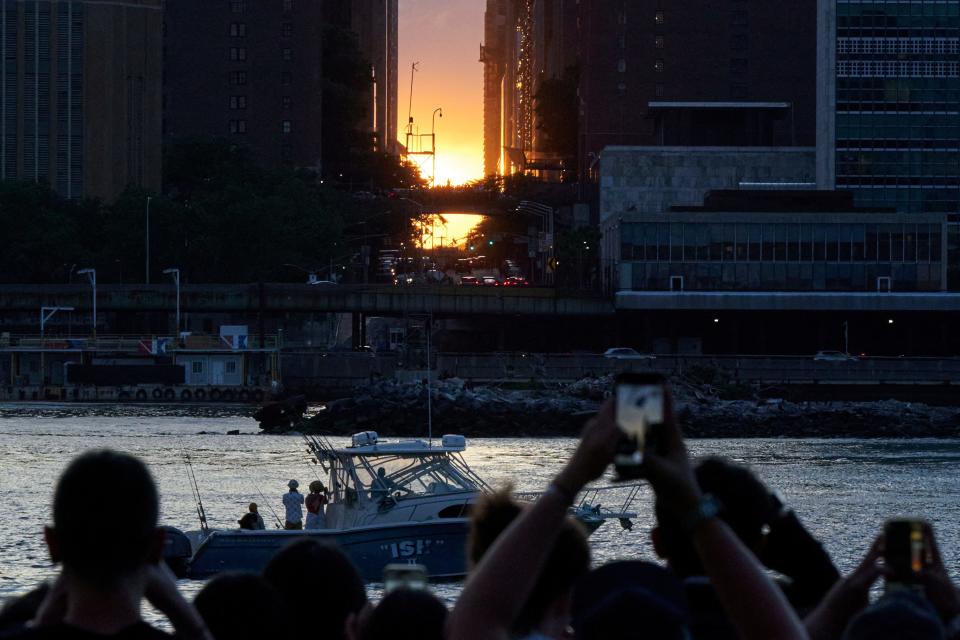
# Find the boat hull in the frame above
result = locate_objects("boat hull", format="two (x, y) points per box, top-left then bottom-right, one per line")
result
(187, 519), (469, 582)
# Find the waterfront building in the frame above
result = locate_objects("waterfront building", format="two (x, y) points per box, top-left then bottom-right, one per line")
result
(817, 0), (960, 214)
(618, 190), (947, 293)
(163, 0), (325, 170)
(0, 0), (162, 201)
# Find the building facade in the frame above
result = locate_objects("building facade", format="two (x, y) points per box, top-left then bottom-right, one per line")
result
(163, 0), (325, 170)
(619, 191), (947, 293)
(0, 0), (162, 200)
(577, 0), (817, 182)
(817, 0), (960, 214)
(346, 0), (398, 155)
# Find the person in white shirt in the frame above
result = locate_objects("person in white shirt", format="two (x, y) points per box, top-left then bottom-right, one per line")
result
(282, 480), (304, 530)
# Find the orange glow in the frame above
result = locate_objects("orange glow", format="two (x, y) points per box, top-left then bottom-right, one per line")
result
(417, 214), (486, 249)
(399, 1), (485, 186)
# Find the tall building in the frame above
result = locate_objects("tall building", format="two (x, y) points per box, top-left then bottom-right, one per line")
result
(482, 0), (578, 177)
(578, 0), (817, 181)
(0, 0), (162, 201)
(163, 0), (325, 170)
(817, 0), (960, 214)
(346, 0), (399, 155)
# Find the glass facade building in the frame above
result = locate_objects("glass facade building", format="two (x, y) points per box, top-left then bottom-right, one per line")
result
(619, 213), (947, 292)
(833, 0), (960, 214)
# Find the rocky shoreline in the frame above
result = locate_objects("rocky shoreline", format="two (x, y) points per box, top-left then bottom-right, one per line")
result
(259, 375), (960, 439)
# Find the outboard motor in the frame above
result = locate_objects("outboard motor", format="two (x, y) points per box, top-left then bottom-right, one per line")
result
(161, 525), (193, 578)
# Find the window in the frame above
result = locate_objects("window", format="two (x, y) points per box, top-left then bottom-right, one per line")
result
(282, 96), (292, 110)
(229, 119), (247, 134)
(230, 95), (247, 110)
(230, 47), (247, 61)
(226, 361), (237, 374)
(229, 22), (246, 37)
(281, 71), (292, 85)
(654, 10), (664, 24)
(230, 0), (245, 13)
(283, 0), (293, 12)
(282, 22), (292, 38)
(192, 361), (203, 374)
(230, 71), (247, 85)
(282, 120), (292, 134)
(282, 48), (292, 61)
(654, 59), (664, 73)
(654, 35), (664, 49)
(654, 83), (664, 98)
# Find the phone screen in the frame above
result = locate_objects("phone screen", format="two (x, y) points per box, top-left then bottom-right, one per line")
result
(883, 519), (930, 585)
(384, 564), (428, 592)
(616, 383), (665, 445)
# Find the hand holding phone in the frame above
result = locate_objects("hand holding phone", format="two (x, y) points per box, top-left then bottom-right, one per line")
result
(384, 563), (428, 592)
(613, 373), (665, 481)
(883, 518), (932, 588)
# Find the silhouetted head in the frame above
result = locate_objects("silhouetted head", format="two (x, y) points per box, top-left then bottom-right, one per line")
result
(653, 457), (774, 577)
(287, 479), (299, 490)
(468, 487), (590, 636)
(264, 540), (367, 640)
(249, 502), (258, 513)
(843, 590), (945, 640)
(45, 450), (161, 587)
(195, 572), (294, 640)
(572, 561), (690, 640)
(361, 588), (447, 640)
(377, 468), (386, 478)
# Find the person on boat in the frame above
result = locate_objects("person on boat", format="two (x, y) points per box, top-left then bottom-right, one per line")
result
(305, 481), (328, 530)
(371, 467), (409, 502)
(283, 480), (304, 530)
(238, 503), (265, 530)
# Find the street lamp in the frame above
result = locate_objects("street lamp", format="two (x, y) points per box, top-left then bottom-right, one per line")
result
(145, 196), (153, 284)
(163, 268), (181, 337)
(77, 268), (96, 337)
(40, 306), (74, 394)
(431, 107), (443, 187)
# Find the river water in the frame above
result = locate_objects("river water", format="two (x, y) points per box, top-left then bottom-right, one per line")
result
(1, 405), (959, 613)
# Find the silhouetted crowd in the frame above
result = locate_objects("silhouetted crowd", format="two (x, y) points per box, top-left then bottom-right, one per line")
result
(1, 387), (959, 639)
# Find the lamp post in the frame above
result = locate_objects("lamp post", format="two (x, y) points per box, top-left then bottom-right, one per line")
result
(40, 306), (74, 395)
(77, 268), (97, 337)
(431, 108), (443, 187)
(163, 268), (181, 337)
(145, 196), (152, 284)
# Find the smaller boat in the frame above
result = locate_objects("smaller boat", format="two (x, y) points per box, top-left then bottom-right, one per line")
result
(167, 431), (640, 582)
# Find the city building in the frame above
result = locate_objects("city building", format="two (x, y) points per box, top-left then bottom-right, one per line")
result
(163, 0), (325, 170)
(817, 0), (960, 214)
(578, 0), (817, 182)
(324, 0), (399, 155)
(598, 146), (818, 289)
(482, 0), (578, 177)
(0, 0), (162, 201)
(618, 190), (947, 293)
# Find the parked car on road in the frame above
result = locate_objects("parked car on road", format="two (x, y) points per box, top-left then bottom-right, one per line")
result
(503, 276), (530, 287)
(813, 350), (859, 362)
(603, 347), (656, 360)
(460, 276), (480, 286)
(481, 276), (500, 287)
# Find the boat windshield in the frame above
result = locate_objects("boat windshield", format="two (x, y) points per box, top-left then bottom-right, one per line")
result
(344, 452), (481, 502)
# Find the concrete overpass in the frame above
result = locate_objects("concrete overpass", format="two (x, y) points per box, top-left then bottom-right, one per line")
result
(616, 291), (960, 312)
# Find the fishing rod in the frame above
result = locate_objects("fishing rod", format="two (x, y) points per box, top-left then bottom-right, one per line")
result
(181, 445), (209, 535)
(249, 481), (284, 529)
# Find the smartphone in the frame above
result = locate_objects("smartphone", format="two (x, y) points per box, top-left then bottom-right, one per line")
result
(613, 373), (665, 481)
(383, 563), (428, 592)
(883, 518), (931, 587)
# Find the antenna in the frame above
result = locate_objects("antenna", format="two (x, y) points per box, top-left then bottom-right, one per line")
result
(406, 61), (420, 136)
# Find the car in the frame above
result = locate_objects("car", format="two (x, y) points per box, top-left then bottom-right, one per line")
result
(503, 276), (530, 287)
(460, 276), (480, 286)
(481, 276), (500, 287)
(603, 348), (656, 360)
(813, 350), (859, 362)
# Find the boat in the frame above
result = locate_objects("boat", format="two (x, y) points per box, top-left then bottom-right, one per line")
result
(167, 430), (640, 582)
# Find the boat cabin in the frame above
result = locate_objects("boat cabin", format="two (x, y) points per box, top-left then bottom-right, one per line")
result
(305, 431), (489, 529)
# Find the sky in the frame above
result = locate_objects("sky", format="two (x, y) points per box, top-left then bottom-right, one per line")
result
(398, 0), (485, 186)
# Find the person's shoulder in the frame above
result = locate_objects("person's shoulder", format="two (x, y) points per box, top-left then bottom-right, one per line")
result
(5, 623), (172, 640)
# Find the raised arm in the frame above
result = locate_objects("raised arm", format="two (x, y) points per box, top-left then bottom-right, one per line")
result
(447, 402), (620, 640)
(643, 390), (809, 640)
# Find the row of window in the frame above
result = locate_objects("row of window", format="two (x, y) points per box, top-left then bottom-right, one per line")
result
(619, 222), (944, 264)
(229, 96), (293, 110)
(838, 60), (960, 78)
(837, 3), (960, 19)
(230, 71), (293, 85)
(838, 36), (960, 55)
(229, 120), (293, 134)
(231, 0), (293, 13)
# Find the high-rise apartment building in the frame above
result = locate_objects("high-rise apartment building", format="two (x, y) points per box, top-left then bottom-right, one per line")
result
(0, 0), (162, 201)
(345, 0), (399, 155)
(163, 0), (325, 170)
(817, 0), (960, 214)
